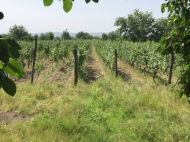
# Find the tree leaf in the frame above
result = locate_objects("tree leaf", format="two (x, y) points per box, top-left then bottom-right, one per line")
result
(8, 47), (20, 59)
(0, 38), (9, 50)
(0, 12), (4, 20)
(2, 77), (16, 96)
(0, 69), (6, 82)
(85, 0), (91, 3)
(43, 0), (54, 6)
(0, 46), (9, 64)
(63, 0), (73, 13)
(5, 39), (22, 50)
(0, 62), (3, 69)
(5, 58), (24, 78)
(92, 0), (99, 3)
(161, 4), (166, 13)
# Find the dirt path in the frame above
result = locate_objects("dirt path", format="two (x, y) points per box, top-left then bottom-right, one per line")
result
(117, 59), (144, 84)
(44, 58), (74, 86)
(117, 59), (168, 90)
(0, 111), (31, 125)
(13, 55), (75, 86)
(84, 44), (108, 83)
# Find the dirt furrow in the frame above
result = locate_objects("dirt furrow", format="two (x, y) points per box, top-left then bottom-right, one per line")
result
(84, 44), (108, 83)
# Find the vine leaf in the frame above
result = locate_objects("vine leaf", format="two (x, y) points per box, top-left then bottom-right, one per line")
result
(0, 46), (9, 64)
(92, 0), (99, 3)
(43, 0), (54, 6)
(63, 0), (73, 13)
(2, 77), (16, 96)
(8, 47), (20, 59)
(85, 0), (91, 3)
(0, 12), (4, 20)
(5, 58), (24, 78)
(6, 39), (22, 50)
(161, 4), (166, 13)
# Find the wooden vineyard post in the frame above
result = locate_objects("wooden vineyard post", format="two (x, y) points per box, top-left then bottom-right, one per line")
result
(31, 37), (37, 84)
(168, 53), (174, 85)
(73, 49), (78, 86)
(115, 49), (118, 77)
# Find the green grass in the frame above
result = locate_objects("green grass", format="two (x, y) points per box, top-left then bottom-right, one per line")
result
(0, 72), (190, 142)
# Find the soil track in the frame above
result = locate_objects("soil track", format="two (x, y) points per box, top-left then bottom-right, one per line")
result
(84, 45), (107, 83)
(0, 111), (31, 125)
(117, 59), (143, 84)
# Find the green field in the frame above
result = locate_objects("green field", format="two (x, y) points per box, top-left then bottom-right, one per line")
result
(0, 42), (190, 142)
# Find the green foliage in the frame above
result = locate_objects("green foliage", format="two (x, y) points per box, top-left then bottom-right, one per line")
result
(115, 10), (170, 42)
(160, 0), (190, 98)
(0, 36), (24, 96)
(0, 11), (4, 20)
(1, 77), (16, 96)
(77, 42), (90, 78)
(63, 0), (73, 13)
(152, 18), (171, 42)
(45, 32), (54, 40)
(101, 33), (108, 41)
(95, 40), (183, 79)
(61, 30), (71, 40)
(8, 25), (29, 41)
(43, 0), (54, 6)
(43, 0), (99, 12)
(5, 58), (24, 78)
(22, 33), (34, 41)
(95, 41), (115, 70)
(0, 74), (190, 141)
(39, 32), (54, 40)
(35, 61), (44, 75)
(108, 31), (119, 41)
(76, 31), (93, 39)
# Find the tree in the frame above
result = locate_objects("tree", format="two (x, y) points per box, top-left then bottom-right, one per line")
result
(9, 25), (28, 40)
(108, 31), (119, 41)
(43, 0), (99, 13)
(39, 32), (54, 40)
(93, 36), (100, 39)
(101, 33), (108, 40)
(55, 36), (61, 40)
(39, 33), (46, 40)
(22, 33), (34, 41)
(45, 32), (54, 40)
(114, 17), (127, 37)
(160, 0), (190, 99)
(61, 30), (71, 40)
(151, 18), (171, 42)
(115, 10), (155, 42)
(76, 31), (93, 39)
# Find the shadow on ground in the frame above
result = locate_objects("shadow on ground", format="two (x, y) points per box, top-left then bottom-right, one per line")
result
(118, 68), (132, 82)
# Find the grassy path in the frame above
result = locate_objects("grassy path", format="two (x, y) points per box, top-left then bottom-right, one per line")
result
(0, 44), (190, 142)
(83, 44), (108, 83)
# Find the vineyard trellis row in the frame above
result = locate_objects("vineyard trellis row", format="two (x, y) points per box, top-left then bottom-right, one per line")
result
(94, 40), (183, 85)
(19, 39), (90, 85)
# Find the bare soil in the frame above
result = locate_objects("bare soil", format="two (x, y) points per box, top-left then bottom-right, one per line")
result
(84, 45), (108, 83)
(0, 111), (31, 125)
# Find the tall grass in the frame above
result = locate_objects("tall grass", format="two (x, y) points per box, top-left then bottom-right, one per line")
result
(0, 72), (190, 142)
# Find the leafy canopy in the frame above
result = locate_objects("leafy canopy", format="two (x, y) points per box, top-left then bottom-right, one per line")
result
(9, 25), (28, 41)
(43, 0), (99, 13)
(0, 12), (24, 96)
(160, 0), (190, 99)
(115, 10), (170, 42)
(61, 30), (71, 40)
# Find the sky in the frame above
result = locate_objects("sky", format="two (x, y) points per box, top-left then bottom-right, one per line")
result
(0, 0), (168, 34)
